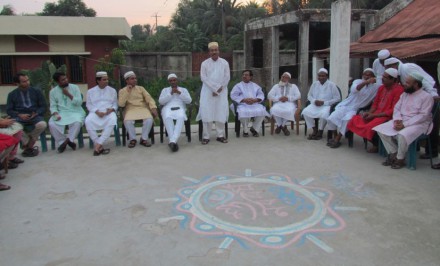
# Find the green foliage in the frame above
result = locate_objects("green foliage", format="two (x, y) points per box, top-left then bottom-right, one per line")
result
(0, 5), (15, 15)
(22, 60), (66, 100)
(94, 48), (126, 89)
(39, 0), (96, 17)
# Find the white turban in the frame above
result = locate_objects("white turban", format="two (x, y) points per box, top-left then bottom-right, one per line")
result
(318, 68), (328, 74)
(281, 72), (291, 79)
(409, 72), (423, 82)
(208, 42), (219, 49)
(167, 73), (177, 80)
(378, 49), (390, 60)
(384, 57), (400, 66)
(96, 71), (107, 78)
(363, 68), (375, 76)
(385, 68), (398, 78)
(124, 71), (135, 79)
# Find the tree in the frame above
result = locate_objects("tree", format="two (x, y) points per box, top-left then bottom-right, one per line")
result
(94, 48), (125, 89)
(0, 4), (15, 15)
(40, 0), (96, 17)
(131, 24), (153, 41)
(175, 23), (209, 51)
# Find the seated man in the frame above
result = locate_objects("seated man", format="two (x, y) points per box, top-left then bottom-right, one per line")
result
(326, 68), (379, 148)
(372, 49), (391, 85)
(385, 57), (440, 161)
(158, 73), (192, 152)
(347, 68), (404, 153)
(302, 68), (340, 140)
(119, 71), (158, 148)
(7, 72), (47, 157)
(0, 118), (24, 169)
(85, 72), (118, 156)
(49, 72), (85, 153)
(374, 73), (434, 169)
(0, 133), (20, 191)
(268, 72), (301, 136)
(230, 70), (269, 137)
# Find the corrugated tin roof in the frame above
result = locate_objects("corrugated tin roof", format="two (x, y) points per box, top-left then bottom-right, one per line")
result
(316, 38), (440, 59)
(358, 0), (440, 43)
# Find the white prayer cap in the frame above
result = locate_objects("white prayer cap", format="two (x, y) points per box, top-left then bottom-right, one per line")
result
(409, 71), (424, 82)
(208, 42), (219, 49)
(318, 68), (328, 74)
(167, 73), (178, 80)
(385, 68), (398, 78)
(281, 72), (291, 79)
(96, 71), (107, 78)
(384, 57), (400, 66)
(378, 49), (390, 60)
(363, 68), (375, 76)
(124, 71), (136, 79)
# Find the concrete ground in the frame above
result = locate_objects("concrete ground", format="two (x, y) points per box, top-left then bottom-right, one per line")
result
(0, 123), (439, 266)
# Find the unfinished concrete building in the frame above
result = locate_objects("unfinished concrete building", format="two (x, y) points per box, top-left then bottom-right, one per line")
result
(244, 8), (376, 100)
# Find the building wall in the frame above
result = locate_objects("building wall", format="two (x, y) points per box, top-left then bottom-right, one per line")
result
(15, 36), (49, 52)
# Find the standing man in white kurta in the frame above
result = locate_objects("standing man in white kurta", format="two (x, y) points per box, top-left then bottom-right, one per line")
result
(196, 42), (230, 145)
(374, 73), (434, 169)
(302, 68), (340, 140)
(85, 72), (118, 156)
(49, 72), (85, 153)
(372, 49), (390, 85)
(268, 72), (301, 136)
(326, 68), (379, 148)
(159, 73), (192, 152)
(230, 70), (269, 137)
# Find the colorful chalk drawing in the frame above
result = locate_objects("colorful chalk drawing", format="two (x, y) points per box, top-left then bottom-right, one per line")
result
(156, 170), (366, 252)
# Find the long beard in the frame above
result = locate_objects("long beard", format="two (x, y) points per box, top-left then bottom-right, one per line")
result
(404, 87), (416, 94)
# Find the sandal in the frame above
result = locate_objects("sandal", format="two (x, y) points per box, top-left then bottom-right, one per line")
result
(432, 163), (440, 170)
(128, 140), (137, 148)
(307, 133), (316, 140)
(101, 148), (110, 155)
(243, 132), (249, 137)
(140, 138), (151, 147)
(391, 159), (406, 169)
(216, 137), (228, 143)
(9, 158), (24, 164)
(330, 142), (341, 148)
(201, 139), (210, 145)
(0, 183), (11, 191)
(22, 146), (39, 157)
(0, 174), (5, 180)
(249, 128), (259, 137)
(367, 146), (378, 153)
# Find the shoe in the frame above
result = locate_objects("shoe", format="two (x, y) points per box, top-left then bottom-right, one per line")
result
(7, 162), (18, 169)
(67, 141), (77, 150)
(168, 142), (175, 151)
(275, 126), (281, 134)
(330, 142), (341, 149)
(249, 127), (259, 137)
(282, 126), (290, 136)
(173, 143), (179, 152)
(9, 158), (24, 164)
(420, 154), (438, 159)
(57, 140), (68, 153)
(22, 147), (39, 157)
(140, 138), (152, 147)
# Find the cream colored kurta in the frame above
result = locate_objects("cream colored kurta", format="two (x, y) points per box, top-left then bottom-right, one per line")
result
(118, 85), (157, 121)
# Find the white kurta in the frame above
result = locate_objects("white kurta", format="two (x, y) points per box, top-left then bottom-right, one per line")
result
(327, 80), (379, 133)
(159, 86), (192, 120)
(398, 63), (438, 97)
(85, 85), (118, 130)
(302, 80), (340, 119)
(373, 89), (434, 144)
(268, 83), (301, 121)
(372, 58), (385, 85)
(230, 81), (269, 118)
(196, 57), (230, 123)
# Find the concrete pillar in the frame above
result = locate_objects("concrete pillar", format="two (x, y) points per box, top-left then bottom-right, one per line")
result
(312, 55), (325, 83)
(330, 0), (351, 99)
(350, 18), (362, 80)
(270, 26), (280, 85)
(298, 20), (310, 100)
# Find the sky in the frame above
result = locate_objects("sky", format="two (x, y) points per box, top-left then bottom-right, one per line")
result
(1, 0), (264, 27)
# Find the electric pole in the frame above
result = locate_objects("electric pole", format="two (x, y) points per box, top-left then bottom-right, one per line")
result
(151, 13), (161, 32)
